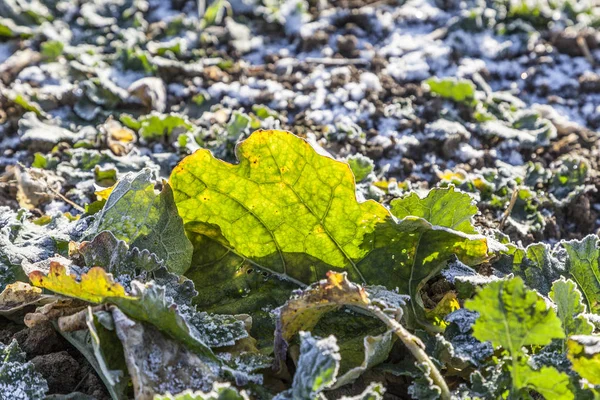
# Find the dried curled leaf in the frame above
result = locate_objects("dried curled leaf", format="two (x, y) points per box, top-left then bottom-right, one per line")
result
(29, 262), (216, 360)
(276, 271), (370, 344)
(0, 281), (55, 318)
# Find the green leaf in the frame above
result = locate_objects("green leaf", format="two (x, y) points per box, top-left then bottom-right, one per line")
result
(425, 77), (476, 102)
(153, 383), (249, 399)
(120, 112), (192, 140)
(91, 169), (193, 275)
(567, 335), (600, 385)
(562, 235), (600, 314)
(512, 362), (574, 400)
(41, 40), (64, 60)
(466, 277), (572, 399)
(171, 130), (494, 320)
(390, 186), (478, 234)
(549, 278), (594, 348)
(274, 332), (341, 400)
(466, 277), (564, 354)
(0, 339), (48, 399)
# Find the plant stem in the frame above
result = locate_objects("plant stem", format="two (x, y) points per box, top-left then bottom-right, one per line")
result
(367, 306), (451, 400)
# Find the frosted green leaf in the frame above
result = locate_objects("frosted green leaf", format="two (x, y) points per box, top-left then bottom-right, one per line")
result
(549, 157), (590, 205)
(567, 335), (600, 385)
(390, 186), (478, 234)
(332, 330), (393, 389)
(274, 332), (341, 400)
(0, 339), (48, 400)
(111, 308), (219, 399)
(91, 168), (193, 275)
(549, 278), (594, 348)
(562, 235), (600, 314)
(57, 308), (129, 400)
(171, 130), (493, 319)
(154, 383), (249, 399)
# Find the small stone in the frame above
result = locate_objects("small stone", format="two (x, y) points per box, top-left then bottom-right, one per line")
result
(337, 34), (358, 58)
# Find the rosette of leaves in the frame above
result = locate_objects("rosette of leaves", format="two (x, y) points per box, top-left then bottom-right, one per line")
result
(169, 130), (498, 326)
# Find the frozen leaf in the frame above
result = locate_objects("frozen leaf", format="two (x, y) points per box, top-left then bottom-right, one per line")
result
(111, 307), (219, 400)
(153, 383), (249, 399)
(77, 231), (166, 276)
(274, 332), (341, 400)
(567, 335), (600, 385)
(390, 186), (478, 234)
(29, 262), (217, 360)
(128, 77), (167, 112)
(170, 129), (390, 286)
(549, 278), (594, 347)
(444, 309), (493, 366)
(275, 271), (370, 346)
(425, 77), (476, 102)
(19, 113), (77, 149)
(91, 169), (193, 275)
(407, 362), (442, 400)
(171, 130), (494, 319)
(0, 339), (48, 399)
(466, 277), (564, 353)
(57, 308), (129, 400)
(505, 187), (545, 235)
(187, 313), (248, 348)
(549, 157), (591, 205)
(477, 114), (556, 148)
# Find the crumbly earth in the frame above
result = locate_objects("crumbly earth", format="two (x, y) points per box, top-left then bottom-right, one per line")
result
(1, 0), (599, 398)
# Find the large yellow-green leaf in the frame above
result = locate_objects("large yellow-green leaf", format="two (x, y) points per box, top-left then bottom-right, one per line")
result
(170, 130), (494, 319)
(29, 262), (216, 360)
(171, 129), (389, 286)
